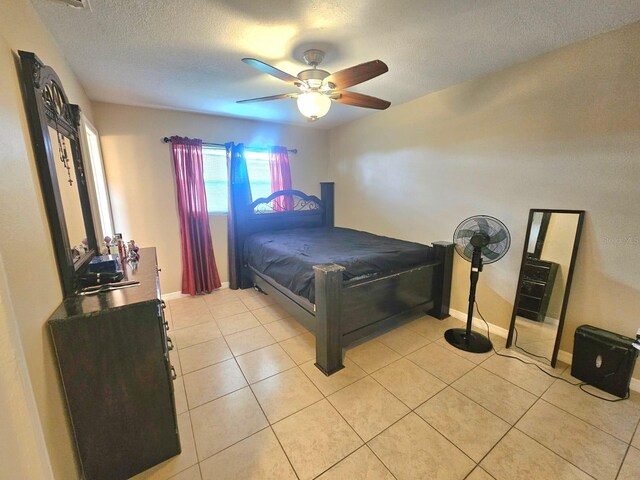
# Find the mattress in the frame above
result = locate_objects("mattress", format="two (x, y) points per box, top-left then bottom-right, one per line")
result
(243, 227), (432, 303)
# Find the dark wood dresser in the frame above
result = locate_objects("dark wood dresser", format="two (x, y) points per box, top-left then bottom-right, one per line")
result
(48, 247), (180, 480)
(516, 258), (559, 322)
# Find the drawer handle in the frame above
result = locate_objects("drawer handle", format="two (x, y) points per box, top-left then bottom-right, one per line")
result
(164, 320), (170, 331)
(160, 299), (167, 309)
(170, 365), (177, 380)
(167, 336), (174, 351)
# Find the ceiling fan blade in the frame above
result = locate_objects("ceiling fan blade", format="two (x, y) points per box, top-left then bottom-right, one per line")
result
(236, 93), (296, 104)
(332, 91), (391, 110)
(324, 60), (388, 89)
(242, 58), (301, 86)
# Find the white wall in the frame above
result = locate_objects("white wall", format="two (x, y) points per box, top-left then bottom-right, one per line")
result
(0, 0), (96, 477)
(329, 22), (640, 372)
(92, 102), (330, 294)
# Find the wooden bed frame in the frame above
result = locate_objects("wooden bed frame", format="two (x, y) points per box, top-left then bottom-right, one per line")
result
(229, 182), (454, 375)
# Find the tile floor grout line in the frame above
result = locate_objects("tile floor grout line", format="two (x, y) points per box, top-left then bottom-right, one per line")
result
(615, 442), (634, 480)
(413, 391), (509, 468)
(324, 373), (379, 444)
(267, 424), (301, 480)
(463, 465), (497, 480)
(540, 377), (640, 444)
(308, 445), (399, 480)
(497, 361), (624, 477)
(237, 358), (302, 479)
(231, 351), (302, 480)
(367, 369), (424, 411)
(182, 409), (200, 476)
(457, 363), (539, 405)
(296, 357), (365, 399)
(363, 409), (421, 475)
(534, 394), (638, 445)
(184, 312), (300, 477)
(513, 424), (602, 479)
(615, 419), (640, 478)
(184, 318), (247, 410)
(446, 362), (533, 426)
(392, 371), (480, 471)
(477, 351), (569, 397)
(314, 398), (386, 478)
(262, 386), (326, 427)
(193, 424), (273, 470)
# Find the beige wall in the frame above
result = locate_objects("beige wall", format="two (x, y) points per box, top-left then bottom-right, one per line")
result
(0, 0), (96, 477)
(92, 102), (330, 293)
(329, 22), (640, 370)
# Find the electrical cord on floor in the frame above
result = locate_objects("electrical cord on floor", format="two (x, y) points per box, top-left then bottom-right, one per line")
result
(512, 327), (553, 363)
(473, 301), (630, 402)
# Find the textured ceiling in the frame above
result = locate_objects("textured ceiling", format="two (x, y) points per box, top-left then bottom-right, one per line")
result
(31, 0), (640, 129)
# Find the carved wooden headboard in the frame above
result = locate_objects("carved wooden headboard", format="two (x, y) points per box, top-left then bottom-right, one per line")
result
(229, 182), (335, 289)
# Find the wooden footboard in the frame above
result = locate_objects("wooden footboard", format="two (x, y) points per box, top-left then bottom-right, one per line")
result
(312, 241), (454, 375)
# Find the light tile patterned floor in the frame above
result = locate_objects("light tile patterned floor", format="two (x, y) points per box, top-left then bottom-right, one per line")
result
(132, 288), (640, 480)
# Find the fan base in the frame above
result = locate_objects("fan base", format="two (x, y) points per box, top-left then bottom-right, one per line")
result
(444, 328), (493, 353)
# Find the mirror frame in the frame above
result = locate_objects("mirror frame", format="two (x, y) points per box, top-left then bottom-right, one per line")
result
(506, 209), (585, 367)
(18, 51), (97, 297)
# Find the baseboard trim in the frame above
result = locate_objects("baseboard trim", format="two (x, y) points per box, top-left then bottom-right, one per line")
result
(161, 282), (230, 302)
(449, 308), (509, 339)
(448, 308), (640, 393)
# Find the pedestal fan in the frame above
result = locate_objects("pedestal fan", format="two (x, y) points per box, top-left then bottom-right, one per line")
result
(445, 215), (511, 353)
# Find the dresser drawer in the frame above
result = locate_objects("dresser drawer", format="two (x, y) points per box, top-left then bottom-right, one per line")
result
(519, 280), (546, 298)
(523, 263), (551, 282)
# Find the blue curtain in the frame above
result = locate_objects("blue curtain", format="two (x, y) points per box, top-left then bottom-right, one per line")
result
(226, 142), (252, 289)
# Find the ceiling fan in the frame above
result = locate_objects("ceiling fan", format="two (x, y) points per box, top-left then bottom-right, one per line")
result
(237, 49), (391, 121)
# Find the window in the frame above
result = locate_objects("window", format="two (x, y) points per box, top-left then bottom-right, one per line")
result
(202, 146), (273, 214)
(81, 116), (114, 241)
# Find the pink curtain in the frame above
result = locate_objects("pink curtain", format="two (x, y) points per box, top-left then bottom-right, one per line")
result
(171, 136), (221, 294)
(268, 146), (293, 211)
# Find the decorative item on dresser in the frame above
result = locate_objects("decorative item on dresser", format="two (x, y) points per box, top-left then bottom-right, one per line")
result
(48, 248), (180, 480)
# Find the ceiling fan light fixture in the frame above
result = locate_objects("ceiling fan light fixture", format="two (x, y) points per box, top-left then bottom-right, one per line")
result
(296, 91), (331, 120)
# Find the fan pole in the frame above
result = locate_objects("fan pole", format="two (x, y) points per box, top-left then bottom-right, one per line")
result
(444, 245), (494, 353)
(466, 249), (482, 338)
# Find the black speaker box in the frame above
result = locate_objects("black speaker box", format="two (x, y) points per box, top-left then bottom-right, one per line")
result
(571, 325), (638, 398)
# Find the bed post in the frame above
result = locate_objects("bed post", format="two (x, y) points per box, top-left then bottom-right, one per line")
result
(428, 241), (455, 319)
(313, 263), (345, 375)
(320, 182), (334, 227)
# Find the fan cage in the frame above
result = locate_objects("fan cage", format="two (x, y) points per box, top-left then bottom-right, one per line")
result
(453, 215), (510, 264)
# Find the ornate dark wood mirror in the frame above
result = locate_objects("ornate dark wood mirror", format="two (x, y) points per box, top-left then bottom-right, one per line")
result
(19, 51), (97, 297)
(506, 209), (585, 367)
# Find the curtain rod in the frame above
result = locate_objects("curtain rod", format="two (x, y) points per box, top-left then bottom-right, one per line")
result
(162, 137), (297, 154)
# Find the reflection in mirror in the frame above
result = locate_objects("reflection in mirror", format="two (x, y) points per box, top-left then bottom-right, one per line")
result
(507, 209), (585, 367)
(49, 126), (88, 262)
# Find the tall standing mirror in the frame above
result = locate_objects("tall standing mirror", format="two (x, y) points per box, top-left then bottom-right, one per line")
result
(506, 209), (585, 367)
(19, 51), (97, 296)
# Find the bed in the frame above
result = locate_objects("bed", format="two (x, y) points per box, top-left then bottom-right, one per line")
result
(229, 182), (454, 375)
